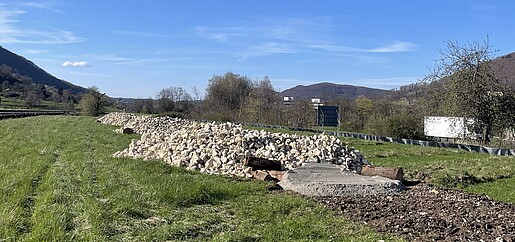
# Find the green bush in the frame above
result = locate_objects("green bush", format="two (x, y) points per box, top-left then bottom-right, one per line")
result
(365, 113), (424, 139)
(386, 114), (424, 139)
(364, 115), (389, 136)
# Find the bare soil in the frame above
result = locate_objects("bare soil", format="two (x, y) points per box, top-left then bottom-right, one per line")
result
(314, 184), (515, 241)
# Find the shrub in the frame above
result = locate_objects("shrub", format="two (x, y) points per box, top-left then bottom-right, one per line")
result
(365, 114), (424, 139)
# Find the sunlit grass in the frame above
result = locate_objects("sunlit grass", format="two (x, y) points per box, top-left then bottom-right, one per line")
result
(252, 126), (515, 203)
(0, 116), (399, 241)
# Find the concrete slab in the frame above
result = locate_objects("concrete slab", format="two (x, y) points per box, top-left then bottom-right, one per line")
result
(279, 163), (405, 196)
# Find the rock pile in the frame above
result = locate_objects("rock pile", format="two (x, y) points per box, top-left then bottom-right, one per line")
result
(98, 113), (370, 178)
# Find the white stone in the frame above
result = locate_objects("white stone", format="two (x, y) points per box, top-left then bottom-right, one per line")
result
(98, 112), (369, 177)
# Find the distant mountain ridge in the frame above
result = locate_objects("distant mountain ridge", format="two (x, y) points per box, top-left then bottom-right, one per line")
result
(280, 82), (394, 101)
(0, 46), (86, 94)
(491, 52), (515, 90)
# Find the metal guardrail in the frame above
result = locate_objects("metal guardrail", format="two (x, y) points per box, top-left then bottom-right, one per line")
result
(0, 110), (67, 120)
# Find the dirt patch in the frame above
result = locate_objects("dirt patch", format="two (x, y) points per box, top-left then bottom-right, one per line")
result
(314, 184), (515, 241)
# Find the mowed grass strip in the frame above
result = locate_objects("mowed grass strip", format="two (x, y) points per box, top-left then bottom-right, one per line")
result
(0, 116), (399, 241)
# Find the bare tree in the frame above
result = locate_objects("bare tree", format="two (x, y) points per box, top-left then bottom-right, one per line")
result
(204, 72), (253, 120)
(241, 77), (281, 124)
(285, 100), (315, 128)
(354, 95), (373, 130)
(156, 86), (191, 113)
(424, 38), (513, 143)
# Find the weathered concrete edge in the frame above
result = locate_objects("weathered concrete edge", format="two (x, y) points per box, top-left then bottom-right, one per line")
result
(279, 172), (406, 197)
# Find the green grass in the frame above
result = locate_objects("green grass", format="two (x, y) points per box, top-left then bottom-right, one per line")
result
(343, 137), (515, 203)
(249, 126), (515, 203)
(341, 138), (515, 187)
(0, 116), (399, 241)
(0, 96), (25, 109)
(0, 96), (70, 110)
(465, 178), (515, 203)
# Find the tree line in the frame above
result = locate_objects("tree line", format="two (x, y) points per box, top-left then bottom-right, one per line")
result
(82, 39), (515, 146)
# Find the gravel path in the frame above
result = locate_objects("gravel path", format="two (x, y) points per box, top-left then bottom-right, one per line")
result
(314, 184), (515, 241)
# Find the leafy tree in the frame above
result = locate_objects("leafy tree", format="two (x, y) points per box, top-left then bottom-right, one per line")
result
(79, 86), (106, 116)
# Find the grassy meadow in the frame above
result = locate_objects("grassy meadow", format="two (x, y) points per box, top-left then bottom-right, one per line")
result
(0, 116), (398, 241)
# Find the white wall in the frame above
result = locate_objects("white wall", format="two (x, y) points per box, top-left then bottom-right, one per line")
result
(424, 116), (473, 138)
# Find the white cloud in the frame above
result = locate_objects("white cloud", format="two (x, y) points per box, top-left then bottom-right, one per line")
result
(0, 5), (82, 44)
(367, 41), (418, 53)
(23, 2), (65, 14)
(62, 61), (90, 67)
(308, 41), (417, 53)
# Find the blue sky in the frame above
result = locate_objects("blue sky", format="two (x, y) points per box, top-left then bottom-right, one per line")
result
(1, 1), (514, 98)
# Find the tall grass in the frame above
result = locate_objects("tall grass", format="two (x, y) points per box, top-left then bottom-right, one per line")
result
(0, 116), (397, 241)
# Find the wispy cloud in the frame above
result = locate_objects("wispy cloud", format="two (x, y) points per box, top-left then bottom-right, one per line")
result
(23, 49), (48, 54)
(367, 41), (417, 53)
(23, 2), (65, 14)
(113, 57), (188, 65)
(85, 54), (132, 62)
(307, 43), (362, 52)
(194, 17), (417, 62)
(62, 61), (90, 67)
(0, 5), (83, 44)
(238, 42), (298, 61)
(113, 30), (173, 39)
(85, 53), (186, 65)
(308, 41), (417, 53)
(194, 26), (245, 41)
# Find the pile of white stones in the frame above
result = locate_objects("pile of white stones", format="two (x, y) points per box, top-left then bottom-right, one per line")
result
(98, 113), (370, 178)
